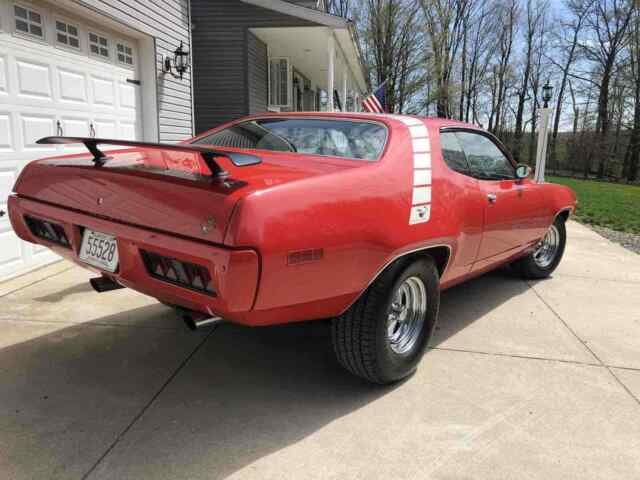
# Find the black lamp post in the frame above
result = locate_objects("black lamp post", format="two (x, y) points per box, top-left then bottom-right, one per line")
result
(163, 41), (190, 80)
(542, 80), (554, 108)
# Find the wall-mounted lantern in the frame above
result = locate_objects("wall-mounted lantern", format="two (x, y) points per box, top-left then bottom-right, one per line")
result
(163, 41), (190, 80)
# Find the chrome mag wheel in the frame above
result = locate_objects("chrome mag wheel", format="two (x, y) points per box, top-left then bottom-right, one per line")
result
(533, 224), (560, 268)
(387, 276), (427, 355)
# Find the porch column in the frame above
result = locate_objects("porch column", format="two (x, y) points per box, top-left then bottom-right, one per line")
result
(328, 31), (335, 112)
(342, 71), (348, 112)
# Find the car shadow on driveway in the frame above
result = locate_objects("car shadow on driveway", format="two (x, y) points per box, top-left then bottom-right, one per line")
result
(0, 308), (398, 479)
(0, 267), (531, 479)
(431, 267), (531, 347)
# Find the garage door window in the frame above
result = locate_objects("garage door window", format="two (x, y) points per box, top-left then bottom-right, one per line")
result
(116, 42), (134, 66)
(56, 20), (80, 49)
(14, 5), (44, 39)
(89, 32), (109, 58)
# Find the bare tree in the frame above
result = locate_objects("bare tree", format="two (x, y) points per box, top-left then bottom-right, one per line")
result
(358, 0), (425, 112)
(548, 0), (592, 170)
(582, 0), (633, 177)
(623, 6), (640, 182)
(420, 0), (470, 117)
(489, 0), (519, 134)
(513, 0), (546, 162)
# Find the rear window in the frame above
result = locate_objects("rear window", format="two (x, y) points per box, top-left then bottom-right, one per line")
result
(192, 118), (387, 161)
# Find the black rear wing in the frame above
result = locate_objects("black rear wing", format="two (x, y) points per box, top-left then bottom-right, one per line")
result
(36, 136), (261, 177)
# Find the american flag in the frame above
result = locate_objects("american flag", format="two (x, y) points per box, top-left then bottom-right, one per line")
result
(362, 84), (386, 113)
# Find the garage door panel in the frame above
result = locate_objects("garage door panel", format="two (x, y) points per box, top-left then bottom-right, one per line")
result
(0, 1), (145, 281)
(20, 114), (56, 149)
(0, 169), (15, 212)
(93, 119), (117, 138)
(119, 121), (137, 140)
(60, 117), (91, 137)
(92, 76), (116, 106)
(0, 231), (22, 266)
(119, 82), (137, 109)
(0, 113), (14, 151)
(0, 55), (7, 94)
(58, 68), (88, 104)
(16, 59), (52, 99)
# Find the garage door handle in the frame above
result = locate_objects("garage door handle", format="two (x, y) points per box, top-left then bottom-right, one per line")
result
(89, 123), (96, 138)
(487, 193), (497, 203)
(57, 121), (63, 136)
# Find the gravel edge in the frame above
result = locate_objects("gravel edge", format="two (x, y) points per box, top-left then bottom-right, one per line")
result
(585, 224), (640, 255)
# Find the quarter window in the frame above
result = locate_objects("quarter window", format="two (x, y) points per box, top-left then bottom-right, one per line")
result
(440, 132), (469, 175)
(455, 131), (515, 180)
(14, 5), (43, 38)
(89, 32), (109, 58)
(117, 42), (134, 66)
(56, 20), (80, 49)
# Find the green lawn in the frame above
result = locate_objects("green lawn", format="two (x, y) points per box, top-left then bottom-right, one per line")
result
(548, 176), (640, 234)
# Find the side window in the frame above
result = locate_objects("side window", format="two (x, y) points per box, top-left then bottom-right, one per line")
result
(455, 131), (515, 180)
(440, 131), (469, 175)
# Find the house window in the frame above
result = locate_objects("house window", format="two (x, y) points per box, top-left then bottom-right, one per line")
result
(14, 5), (44, 38)
(89, 32), (109, 58)
(269, 58), (290, 108)
(56, 20), (80, 49)
(116, 43), (134, 66)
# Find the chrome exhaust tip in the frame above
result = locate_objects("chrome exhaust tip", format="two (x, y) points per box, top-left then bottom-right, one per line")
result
(181, 310), (224, 331)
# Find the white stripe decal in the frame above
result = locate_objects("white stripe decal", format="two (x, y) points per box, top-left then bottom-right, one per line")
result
(385, 115), (433, 225)
(409, 205), (430, 224)
(413, 169), (431, 186)
(409, 125), (429, 138)
(412, 138), (430, 153)
(413, 153), (431, 168)
(412, 186), (431, 205)
(397, 117), (424, 126)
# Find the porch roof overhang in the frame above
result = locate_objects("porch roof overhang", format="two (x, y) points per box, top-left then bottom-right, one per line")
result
(249, 26), (367, 95)
(241, 0), (368, 94)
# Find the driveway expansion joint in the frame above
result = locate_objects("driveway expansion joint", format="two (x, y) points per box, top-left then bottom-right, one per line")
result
(430, 346), (602, 368)
(0, 265), (76, 299)
(80, 324), (219, 480)
(527, 280), (640, 409)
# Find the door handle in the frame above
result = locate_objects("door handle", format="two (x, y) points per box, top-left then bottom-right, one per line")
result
(487, 193), (497, 203)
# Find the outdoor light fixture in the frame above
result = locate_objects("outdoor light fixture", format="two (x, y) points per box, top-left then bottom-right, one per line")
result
(163, 41), (190, 80)
(542, 80), (554, 108)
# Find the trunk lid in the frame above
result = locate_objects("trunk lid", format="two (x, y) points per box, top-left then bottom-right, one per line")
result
(13, 147), (356, 244)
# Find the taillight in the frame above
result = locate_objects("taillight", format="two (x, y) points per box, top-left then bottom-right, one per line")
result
(140, 250), (215, 296)
(24, 215), (71, 248)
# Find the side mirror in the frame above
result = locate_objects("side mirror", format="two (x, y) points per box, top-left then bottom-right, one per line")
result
(515, 164), (531, 180)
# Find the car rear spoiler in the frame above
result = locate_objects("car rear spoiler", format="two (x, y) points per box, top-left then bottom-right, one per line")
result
(36, 136), (261, 177)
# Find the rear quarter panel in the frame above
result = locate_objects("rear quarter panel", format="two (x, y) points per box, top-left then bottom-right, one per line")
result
(224, 117), (463, 320)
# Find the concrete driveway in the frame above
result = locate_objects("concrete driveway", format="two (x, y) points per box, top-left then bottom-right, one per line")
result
(1, 221), (639, 479)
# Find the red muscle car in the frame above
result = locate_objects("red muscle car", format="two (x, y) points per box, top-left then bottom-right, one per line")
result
(8, 113), (576, 384)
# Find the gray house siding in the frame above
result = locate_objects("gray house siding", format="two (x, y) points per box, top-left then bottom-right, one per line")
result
(190, 0), (318, 133)
(247, 32), (268, 114)
(78, 0), (194, 142)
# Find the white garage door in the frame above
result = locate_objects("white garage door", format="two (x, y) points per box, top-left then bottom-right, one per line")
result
(0, 0), (143, 281)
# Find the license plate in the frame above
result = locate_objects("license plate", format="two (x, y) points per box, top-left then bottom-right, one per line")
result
(79, 229), (119, 272)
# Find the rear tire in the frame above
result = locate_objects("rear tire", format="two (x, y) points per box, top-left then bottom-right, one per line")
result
(514, 216), (566, 279)
(331, 257), (440, 384)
